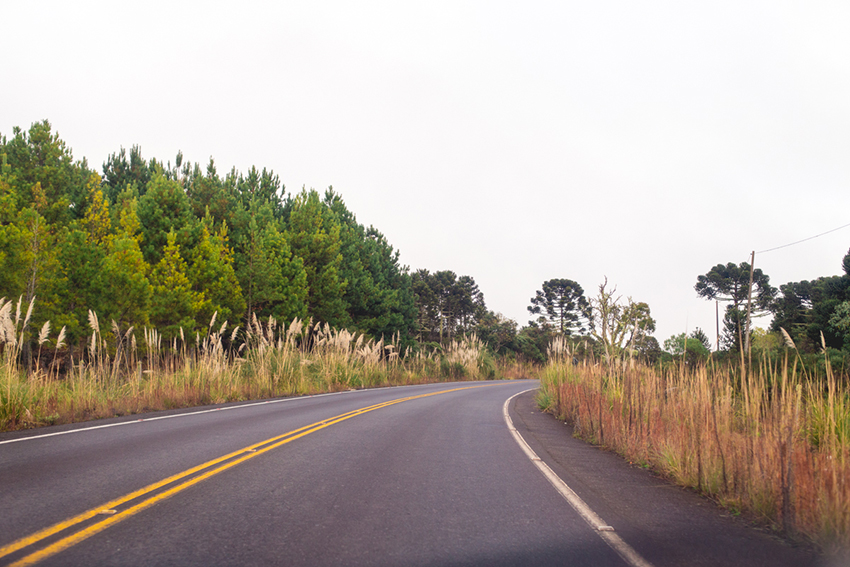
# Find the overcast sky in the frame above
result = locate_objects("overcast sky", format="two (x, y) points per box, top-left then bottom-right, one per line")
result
(3, 1), (849, 345)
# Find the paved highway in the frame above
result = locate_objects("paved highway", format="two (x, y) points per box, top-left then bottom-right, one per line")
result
(0, 381), (823, 566)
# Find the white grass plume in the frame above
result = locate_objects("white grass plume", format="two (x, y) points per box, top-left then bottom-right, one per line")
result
(0, 299), (15, 345)
(88, 309), (100, 335)
(23, 297), (35, 329)
(779, 327), (796, 350)
(38, 321), (51, 345)
(55, 326), (66, 350)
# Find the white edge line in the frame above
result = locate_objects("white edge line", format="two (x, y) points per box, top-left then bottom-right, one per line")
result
(503, 388), (655, 567)
(0, 389), (361, 446)
(0, 380), (490, 446)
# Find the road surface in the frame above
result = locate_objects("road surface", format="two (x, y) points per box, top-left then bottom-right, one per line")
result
(0, 380), (824, 566)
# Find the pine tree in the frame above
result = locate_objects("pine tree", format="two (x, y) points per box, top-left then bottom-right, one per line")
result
(102, 145), (151, 203)
(82, 174), (111, 246)
(235, 205), (307, 325)
(286, 189), (347, 327)
(149, 231), (204, 339)
(137, 172), (194, 264)
(185, 158), (238, 229)
(188, 221), (246, 326)
(258, 222), (308, 323)
(54, 228), (106, 343)
(0, 156), (29, 298)
(101, 234), (152, 329)
(323, 188), (415, 341)
(2, 120), (92, 225)
(527, 278), (590, 336)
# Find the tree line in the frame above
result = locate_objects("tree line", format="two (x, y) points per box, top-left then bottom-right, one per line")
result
(0, 120), (534, 364)
(0, 121), (422, 359)
(520, 277), (658, 364)
(524, 249), (850, 367)
(9, 120), (842, 369)
(695, 251), (850, 357)
(531, 249), (850, 368)
(0, 120), (668, 367)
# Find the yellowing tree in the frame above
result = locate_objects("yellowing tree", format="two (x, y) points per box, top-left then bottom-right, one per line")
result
(149, 231), (204, 340)
(188, 222), (245, 327)
(82, 174), (111, 246)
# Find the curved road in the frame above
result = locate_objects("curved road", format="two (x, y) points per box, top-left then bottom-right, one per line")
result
(0, 380), (823, 566)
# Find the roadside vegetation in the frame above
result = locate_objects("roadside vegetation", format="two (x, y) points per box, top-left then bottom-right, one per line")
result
(538, 337), (850, 553)
(526, 253), (850, 553)
(0, 297), (528, 431)
(0, 120), (544, 366)
(0, 120), (539, 432)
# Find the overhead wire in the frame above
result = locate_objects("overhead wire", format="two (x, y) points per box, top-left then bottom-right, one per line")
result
(756, 221), (850, 254)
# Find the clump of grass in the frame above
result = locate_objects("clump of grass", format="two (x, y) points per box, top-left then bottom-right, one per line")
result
(538, 338), (850, 553)
(442, 334), (486, 379)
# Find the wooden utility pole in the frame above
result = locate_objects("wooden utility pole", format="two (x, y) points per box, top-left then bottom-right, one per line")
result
(715, 300), (720, 351)
(744, 251), (756, 364)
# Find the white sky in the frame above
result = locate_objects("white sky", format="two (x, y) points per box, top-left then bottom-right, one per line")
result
(3, 1), (849, 345)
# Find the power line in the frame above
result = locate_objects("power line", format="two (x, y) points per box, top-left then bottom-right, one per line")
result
(757, 221), (850, 254)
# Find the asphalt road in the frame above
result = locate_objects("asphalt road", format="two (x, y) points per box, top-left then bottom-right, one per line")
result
(0, 380), (826, 566)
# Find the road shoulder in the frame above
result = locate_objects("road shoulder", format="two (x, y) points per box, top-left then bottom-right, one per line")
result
(508, 389), (825, 567)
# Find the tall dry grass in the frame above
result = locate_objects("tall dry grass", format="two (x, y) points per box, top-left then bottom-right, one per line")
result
(0, 300), (499, 431)
(538, 341), (850, 552)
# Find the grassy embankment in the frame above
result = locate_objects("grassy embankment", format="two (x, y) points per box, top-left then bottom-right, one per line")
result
(0, 298), (526, 432)
(538, 336), (850, 553)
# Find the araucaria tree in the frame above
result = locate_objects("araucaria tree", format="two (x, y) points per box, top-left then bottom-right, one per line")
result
(769, 249), (850, 352)
(694, 262), (776, 351)
(527, 278), (589, 336)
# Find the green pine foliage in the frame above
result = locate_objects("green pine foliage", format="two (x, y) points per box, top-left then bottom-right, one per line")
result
(188, 222), (245, 326)
(286, 189), (348, 329)
(137, 172), (194, 264)
(412, 269), (485, 343)
(324, 189), (416, 342)
(54, 229), (105, 341)
(2, 120), (92, 224)
(101, 234), (152, 330)
(102, 145), (151, 203)
(82, 175), (111, 246)
(0, 120), (502, 358)
(0, 210), (30, 301)
(149, 231), (204, 340)
(185, 159), (239, 230)
(233, 199), (308, 325)
(256, 221), (308, 323)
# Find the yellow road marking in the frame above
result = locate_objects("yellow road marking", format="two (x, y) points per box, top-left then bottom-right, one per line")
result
(1, 384), (496, 566)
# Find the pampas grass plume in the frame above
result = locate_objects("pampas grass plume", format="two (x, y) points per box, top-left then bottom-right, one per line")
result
(38, 321), (50, 346)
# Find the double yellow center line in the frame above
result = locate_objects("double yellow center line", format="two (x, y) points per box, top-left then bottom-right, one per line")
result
(0, 385), (493, 566)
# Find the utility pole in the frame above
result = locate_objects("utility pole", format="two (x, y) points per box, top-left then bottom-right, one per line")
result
(744, 251), (755, 363)
(715, 300), (720, 351)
